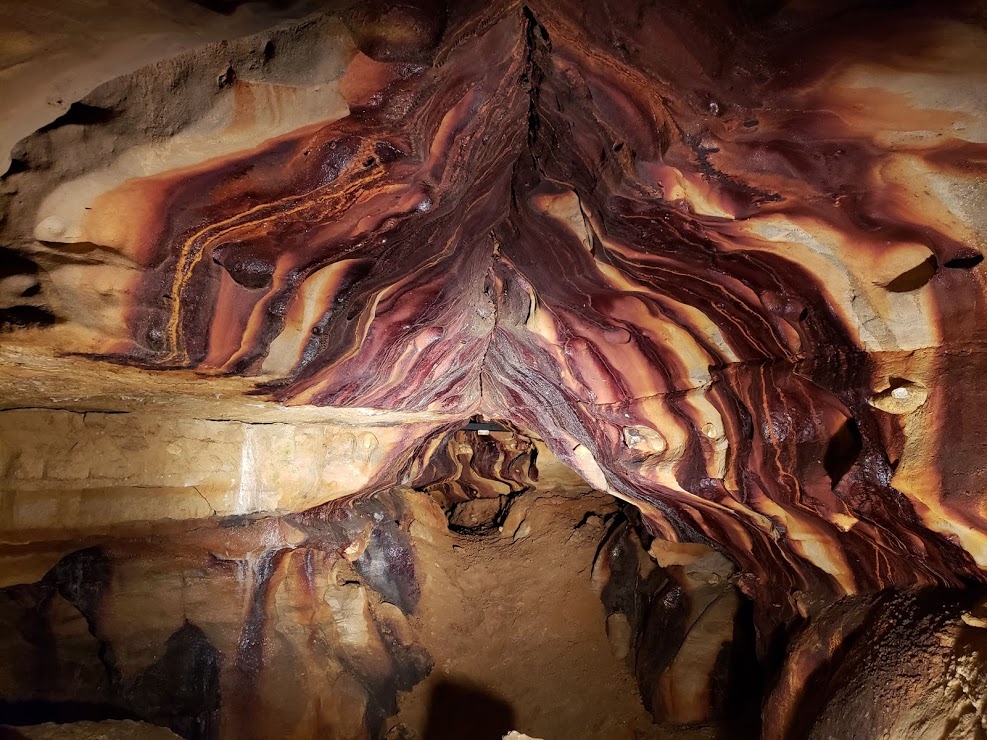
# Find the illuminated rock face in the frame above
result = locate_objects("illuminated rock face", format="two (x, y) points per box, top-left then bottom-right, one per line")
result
(7, 0), (985, 614)
(0, 483), (737, 739)
(1, 0), (987, 736)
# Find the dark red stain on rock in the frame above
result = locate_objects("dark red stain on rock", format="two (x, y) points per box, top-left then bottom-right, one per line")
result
(82, 0), (987, 625)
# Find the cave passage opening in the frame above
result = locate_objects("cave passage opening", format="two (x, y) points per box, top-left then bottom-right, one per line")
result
(383, 421), (764, 740)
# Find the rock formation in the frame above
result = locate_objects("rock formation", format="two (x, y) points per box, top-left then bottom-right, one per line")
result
(1, 0), (986, 738)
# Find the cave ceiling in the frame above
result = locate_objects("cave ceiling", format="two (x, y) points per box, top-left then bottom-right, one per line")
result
(1, 0), (987, 614)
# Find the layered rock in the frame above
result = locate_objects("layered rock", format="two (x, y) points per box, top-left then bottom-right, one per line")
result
(4, 0), (987, 622)
(1, 0), (987, 737)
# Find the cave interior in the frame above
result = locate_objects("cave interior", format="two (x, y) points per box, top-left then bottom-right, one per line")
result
(1, 0), (987, 738)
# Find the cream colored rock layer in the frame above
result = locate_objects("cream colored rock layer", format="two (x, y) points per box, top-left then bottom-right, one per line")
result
(0, 0), (325, 174)
(0, 337), (460, 538)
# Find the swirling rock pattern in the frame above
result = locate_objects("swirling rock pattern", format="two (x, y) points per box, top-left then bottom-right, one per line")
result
(2, 0), (987, 624)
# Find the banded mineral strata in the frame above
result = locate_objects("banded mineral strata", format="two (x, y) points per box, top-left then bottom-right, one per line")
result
(1, 0), (986, 738)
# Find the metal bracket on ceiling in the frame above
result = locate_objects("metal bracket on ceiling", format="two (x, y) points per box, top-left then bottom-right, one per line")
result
(463, 421), (510, 436)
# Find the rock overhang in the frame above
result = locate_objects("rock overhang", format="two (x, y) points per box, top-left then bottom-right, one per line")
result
(1, 0), (986, 626)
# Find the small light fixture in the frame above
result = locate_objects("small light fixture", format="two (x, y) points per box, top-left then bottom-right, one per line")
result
(463, 420), (509, 436)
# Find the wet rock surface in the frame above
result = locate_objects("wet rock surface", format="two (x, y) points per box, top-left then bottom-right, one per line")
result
(3, 476), (981, 739)
(0, 489), (433, 739)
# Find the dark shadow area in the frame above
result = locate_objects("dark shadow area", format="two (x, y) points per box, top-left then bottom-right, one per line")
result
(0, 306), (57, 331)
(944, 252), (984, 270)
(125, 621), (222, 740)
(423, 680), (515, 740)
(191, 0), (302, 13)
(0, 700), (139, 726)
(37, 103), (117, 133)
(0, 247), (39, 281)
(720, 595), (764, 740)
(823, 418), (862, 488)
(884, 255), (937, 292)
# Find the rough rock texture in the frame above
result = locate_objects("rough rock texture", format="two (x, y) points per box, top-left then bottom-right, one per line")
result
(0, 488), (434, 739)
(1, 0), (987, 737)
(2, 0), (987, 629)
(0, 0), (332, 176)
(0, 477), (730, 739)
(390, 487), (663, 739)
(0, 720), (180, 739)
(764, 589), (987, 740)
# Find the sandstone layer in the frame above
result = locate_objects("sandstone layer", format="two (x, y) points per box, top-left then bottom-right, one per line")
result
(0, 481), (737, 739)
(1, 0), (987, 738)
(4, 0), (987, 618)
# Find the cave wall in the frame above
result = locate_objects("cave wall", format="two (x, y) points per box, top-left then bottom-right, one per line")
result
(0, 489), (434, 740)
(0, 471), (751, 740)
(1, 0), (987, 737)
(764, 589), (987, 740)
(2, 0), (986, 621)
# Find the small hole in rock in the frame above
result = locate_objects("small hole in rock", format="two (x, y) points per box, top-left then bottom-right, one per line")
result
(823, 419), (862, 488)
(217, 66), (236, 88)
(945, 253), (984, 270)
(884, 256), (937, 292)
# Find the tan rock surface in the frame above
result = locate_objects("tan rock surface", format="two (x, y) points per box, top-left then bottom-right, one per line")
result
(0, 0), (327, 175)
(0, 720), (180, 739)
(0, 483), (732, 739)
(1, 1), (987, 738)
(1, 0), (986, 618)
(765, 590), (987, 740)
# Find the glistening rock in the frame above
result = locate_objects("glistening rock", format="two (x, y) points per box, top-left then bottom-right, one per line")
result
(1, 0), (986, 738)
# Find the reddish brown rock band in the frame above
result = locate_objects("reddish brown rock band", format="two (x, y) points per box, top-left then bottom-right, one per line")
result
(98, 1), (987, 615)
